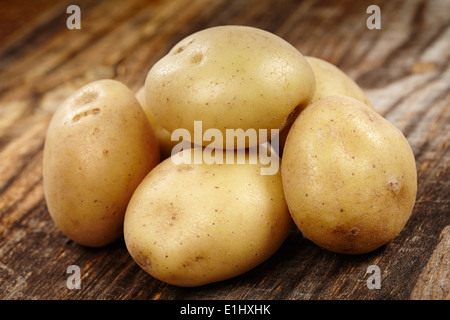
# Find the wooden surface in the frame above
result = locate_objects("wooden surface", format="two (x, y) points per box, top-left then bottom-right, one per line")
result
(0, 0), (449, 300)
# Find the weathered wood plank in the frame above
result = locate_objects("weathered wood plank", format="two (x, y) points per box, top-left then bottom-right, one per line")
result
(411, 225), (450, 300)
(0, 0), (448, 300)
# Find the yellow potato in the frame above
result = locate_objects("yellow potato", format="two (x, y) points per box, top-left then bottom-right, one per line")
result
(306, 56), (374, 109)
(136, 86), (177, 159)
(274, 57), (374, 156)
(145, 25), (315, 149)
(124, 152), (292, 286)
(281, 96), (417, 254)
(43, 79), (160, 247)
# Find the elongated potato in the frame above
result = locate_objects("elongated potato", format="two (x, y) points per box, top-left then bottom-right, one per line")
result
(43, 79), (160, 247)
(281, 96), (417, 254)
(124, 152), (292, 286)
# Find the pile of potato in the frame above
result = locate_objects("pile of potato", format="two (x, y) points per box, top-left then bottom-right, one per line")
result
(43, 26), (417, 287)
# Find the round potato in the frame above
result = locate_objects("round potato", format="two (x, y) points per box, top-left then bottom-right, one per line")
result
(124, 152), (292, 287)
(281, 96), (417, 254)
(136, 86), (177, 159)
(274, 57), (374, 156)
(306, 56), (374, 109)
(145, 25), (315, 149)
(43, 79), (160, 247)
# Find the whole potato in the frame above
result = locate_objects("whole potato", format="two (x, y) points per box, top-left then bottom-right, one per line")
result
(43, 79), (160, 247)
(136, 86), (177, 159)
(124, 152), (292, 286)
(274, 57), (374, 156)
(145, 25), (315, 149)
(281, 96), (417, 254)
(306, 56), (374, 109)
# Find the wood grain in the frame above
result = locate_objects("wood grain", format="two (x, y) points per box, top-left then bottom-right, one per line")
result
(410, 225), (450, 300)
(0, 0), (449, 300)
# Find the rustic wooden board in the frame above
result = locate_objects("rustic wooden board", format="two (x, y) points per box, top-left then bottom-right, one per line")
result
(0, 0), (449, 301)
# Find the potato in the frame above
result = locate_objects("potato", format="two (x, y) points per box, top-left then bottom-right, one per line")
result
(306, 56), (374, 109)
(136, 86), (177, 159)
(43, 79), (160, 247)
(274, 57), (374, 156)
(281, 96), (417, 254)
(123, 152), (292, 286)
(145, 25), (315, 149)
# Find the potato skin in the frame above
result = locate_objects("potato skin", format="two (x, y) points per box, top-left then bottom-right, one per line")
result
(306, 56), (374, 109)
(281, 96), (417, 254)
(274, 57), (374, 156)
(136, 86), (176, 160)
(124, 153), (292, 287)
(43, 79), (160, 247)
(145, 25), (315, 148)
